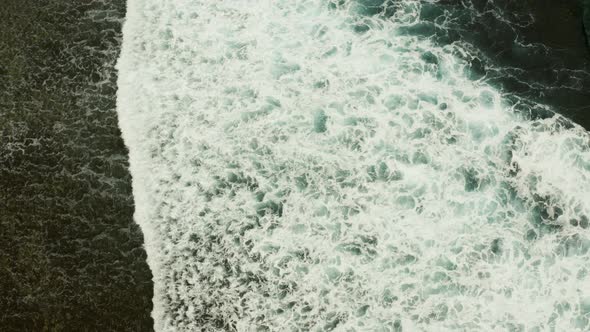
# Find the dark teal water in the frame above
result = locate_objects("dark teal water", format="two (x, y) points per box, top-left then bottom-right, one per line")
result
(368, 0), (590, 128)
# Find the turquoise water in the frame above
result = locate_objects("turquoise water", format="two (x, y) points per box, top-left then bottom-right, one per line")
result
(117, 1), (590, 330)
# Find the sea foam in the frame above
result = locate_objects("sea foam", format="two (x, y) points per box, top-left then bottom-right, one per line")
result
(117, 0), (590, 330)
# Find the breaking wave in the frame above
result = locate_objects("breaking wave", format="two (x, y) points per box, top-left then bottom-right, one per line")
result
(117, 0), (590, 330)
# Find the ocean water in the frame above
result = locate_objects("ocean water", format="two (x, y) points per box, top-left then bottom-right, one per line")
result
(117, 0), (590, 331)
(0, 0), (152, 330)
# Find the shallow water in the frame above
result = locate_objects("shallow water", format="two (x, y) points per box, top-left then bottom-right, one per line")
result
(118, 0), (590, 331)
(0, 0), (153, 330)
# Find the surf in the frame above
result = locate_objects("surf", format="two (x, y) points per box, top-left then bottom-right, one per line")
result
(117, 1), (590, 330)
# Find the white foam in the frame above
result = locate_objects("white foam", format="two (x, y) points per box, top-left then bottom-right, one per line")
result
(117, 0), (590, 330)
